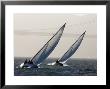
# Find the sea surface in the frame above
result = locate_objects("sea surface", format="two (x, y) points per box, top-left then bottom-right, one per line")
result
(14, 57), (97, 76)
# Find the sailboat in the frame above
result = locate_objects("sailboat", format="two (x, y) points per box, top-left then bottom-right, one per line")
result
(18, 23), (66, 68)
(47, 31), (86, 66)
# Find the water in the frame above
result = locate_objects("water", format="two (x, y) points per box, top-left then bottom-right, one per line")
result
(14, 57), (97, 76)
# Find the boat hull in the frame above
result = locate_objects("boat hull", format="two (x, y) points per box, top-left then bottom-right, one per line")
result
(47, 61), (68, 67)
(17, 63), (39, 69)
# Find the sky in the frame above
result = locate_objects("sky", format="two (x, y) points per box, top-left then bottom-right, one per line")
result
(14, 14), (97, 59)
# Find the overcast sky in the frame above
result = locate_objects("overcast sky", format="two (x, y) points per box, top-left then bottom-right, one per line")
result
(14, 14), (97, 59)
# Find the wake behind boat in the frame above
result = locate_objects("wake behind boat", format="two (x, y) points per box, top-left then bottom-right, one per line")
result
(17, 23), (66, 68)
(48, 31), (86, 66)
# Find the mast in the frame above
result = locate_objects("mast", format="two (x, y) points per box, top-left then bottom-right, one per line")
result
(58, 31), (86, 63)
(30, 23), (66, 65)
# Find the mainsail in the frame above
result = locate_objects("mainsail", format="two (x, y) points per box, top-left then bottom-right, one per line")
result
(30, 23), (66, 66)
(58, 31), (86, 63)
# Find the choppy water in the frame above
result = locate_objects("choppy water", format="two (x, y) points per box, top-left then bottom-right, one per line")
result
(14, 57), (97, 76)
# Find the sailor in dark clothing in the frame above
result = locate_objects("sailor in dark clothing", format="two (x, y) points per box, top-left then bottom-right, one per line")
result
(55, 60), (63, 66)
(24, 59), (28, 64)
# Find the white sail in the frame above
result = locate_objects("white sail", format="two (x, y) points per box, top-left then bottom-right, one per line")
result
(58, 31), (86, 63)
(30, 23), (66, 65)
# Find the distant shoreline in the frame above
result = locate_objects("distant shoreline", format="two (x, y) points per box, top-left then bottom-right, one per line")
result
(14, 57), (97, 60)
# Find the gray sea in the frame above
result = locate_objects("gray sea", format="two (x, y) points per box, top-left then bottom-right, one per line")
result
(14, 57), (97, 76)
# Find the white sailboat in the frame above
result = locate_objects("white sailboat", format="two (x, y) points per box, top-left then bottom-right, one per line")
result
(18, 23), (66, 68)
(48, 31), (86, 66)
